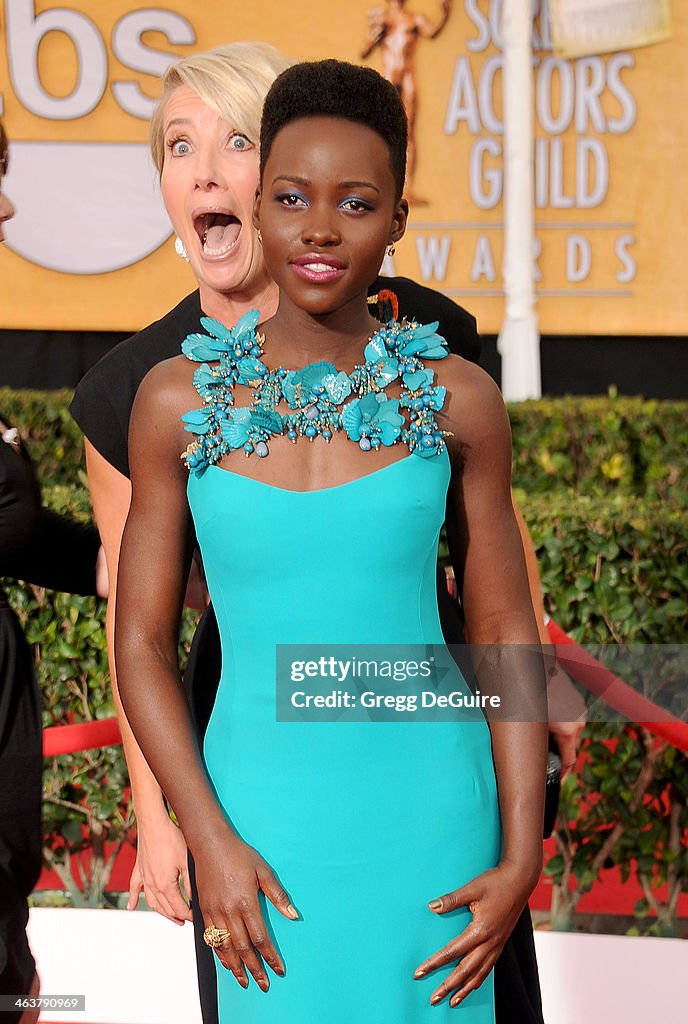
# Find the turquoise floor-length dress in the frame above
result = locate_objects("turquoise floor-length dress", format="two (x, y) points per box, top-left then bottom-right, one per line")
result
(186, 449), (501, 1023)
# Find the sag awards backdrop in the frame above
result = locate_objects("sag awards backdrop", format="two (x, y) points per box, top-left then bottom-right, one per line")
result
(0, 0), (687, 337)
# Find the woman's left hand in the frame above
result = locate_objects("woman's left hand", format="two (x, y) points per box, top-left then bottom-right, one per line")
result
(414, 859), (540, 1008)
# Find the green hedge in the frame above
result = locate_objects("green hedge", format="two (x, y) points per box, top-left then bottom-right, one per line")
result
(521, 493), (687, 644)
(509, 394), (688, 504)
(1, 388), (686, 920)
(0, 389), (88, 491)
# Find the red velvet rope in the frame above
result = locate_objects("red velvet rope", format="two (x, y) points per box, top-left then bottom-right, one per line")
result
(43, 717), (121, 757)
(546, 619), (688, 753)
(41, 624), (688, 756)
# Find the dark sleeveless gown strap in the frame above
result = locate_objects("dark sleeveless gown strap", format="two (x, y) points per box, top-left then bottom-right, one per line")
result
(494, 906), (544, 1023)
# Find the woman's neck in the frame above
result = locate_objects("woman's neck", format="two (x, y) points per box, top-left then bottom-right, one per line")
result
(198, 280), (279, 328)
(261, 294), (381, 369)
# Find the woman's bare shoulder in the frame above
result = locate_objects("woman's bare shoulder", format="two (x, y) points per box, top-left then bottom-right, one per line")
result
(129, 353), (202, 473)
(134, 354), (199, 419)
(435, 353), (508, 436)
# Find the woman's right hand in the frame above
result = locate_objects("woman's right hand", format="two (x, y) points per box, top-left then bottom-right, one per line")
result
(194, 830), (299, 991)
(127, 813), (193, 924)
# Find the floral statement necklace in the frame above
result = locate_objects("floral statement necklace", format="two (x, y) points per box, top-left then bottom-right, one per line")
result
(180, 309), (450, 475)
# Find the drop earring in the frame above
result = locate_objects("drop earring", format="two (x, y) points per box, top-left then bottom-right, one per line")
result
(257, 229), (263, 245)
(387, 243), (396, 257)
(175, 236), (190, 262)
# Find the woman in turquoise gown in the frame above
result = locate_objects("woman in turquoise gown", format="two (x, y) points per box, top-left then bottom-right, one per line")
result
(116, 60), (547, 1022)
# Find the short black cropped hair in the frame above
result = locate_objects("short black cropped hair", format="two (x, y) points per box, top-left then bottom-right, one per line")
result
(260, 59), (407, 200)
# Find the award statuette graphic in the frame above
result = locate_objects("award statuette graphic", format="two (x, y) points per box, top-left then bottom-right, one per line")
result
(361, 0), (453, 204)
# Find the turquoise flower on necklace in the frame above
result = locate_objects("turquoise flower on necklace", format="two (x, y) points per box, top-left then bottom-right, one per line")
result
(283, 361), (339, 407)
(400, 383), (447, 414)
(221, 406), (284, 457)
(428, 386), (446, 411)
(192, 363), (227, 400)
(228, 308), (262, 341)
(402, 366), (434, 392)
(182, 407), (214, 435)
(236, 356), (268, 386)
(341, 392), (405, 450)
(396, 320), (448, 360)
(181, 439), (210, 474)
(362, 335), (400, 389)
(206, 309), (263, 359)
(364, 335), (389, 364)
(179, 309), (450, 472)
(182, 309), (263, 363)
(181, 407), (219, 474)
(182, 331), (229, 363)
(321, 370), (352, 404)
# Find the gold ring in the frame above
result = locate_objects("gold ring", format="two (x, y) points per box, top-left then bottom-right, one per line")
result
(203, 925), (231, 949)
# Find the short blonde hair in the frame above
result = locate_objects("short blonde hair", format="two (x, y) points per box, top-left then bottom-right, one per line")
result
(150, 42), (291, 174)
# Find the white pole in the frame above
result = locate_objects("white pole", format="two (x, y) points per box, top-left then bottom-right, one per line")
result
(497, 1), (541, 400)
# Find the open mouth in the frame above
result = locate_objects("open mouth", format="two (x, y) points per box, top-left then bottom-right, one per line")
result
(193, 211), (242, 257)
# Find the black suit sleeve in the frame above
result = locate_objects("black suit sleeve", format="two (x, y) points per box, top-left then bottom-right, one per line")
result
(2, 508), (100, 596)
(69, 352), (134, 478)
(0, 431), (99, 596)
(70, 291), (203, 480)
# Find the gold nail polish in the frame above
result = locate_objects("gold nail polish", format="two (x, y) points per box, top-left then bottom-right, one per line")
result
(429, 899), (442, 910)
(430, 994), (443, 1005)
(414, 969), (425, 979)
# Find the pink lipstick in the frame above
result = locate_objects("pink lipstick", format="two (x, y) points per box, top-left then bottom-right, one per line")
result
(290, 252), (346, 283)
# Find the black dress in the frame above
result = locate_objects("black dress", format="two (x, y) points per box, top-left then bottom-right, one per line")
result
(0, 419), (99, 1019)
(70, 281), (544, 1024)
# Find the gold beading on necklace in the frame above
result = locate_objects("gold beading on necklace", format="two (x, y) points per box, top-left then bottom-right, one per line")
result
(180, 308), (450, 473)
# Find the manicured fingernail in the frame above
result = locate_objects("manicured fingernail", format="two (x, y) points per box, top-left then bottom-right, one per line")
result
(450, 995), (462, 1007)
(287, 903), (299, 919)
(429, 899), (442, 910)
(431, 993), (443, 1005)
(414, 968), (426, 979)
